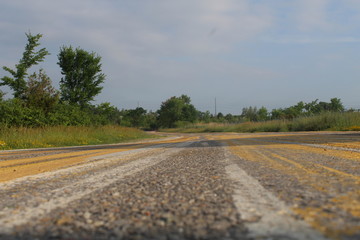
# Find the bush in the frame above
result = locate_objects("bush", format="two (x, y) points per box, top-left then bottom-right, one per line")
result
(0, 99), (122, 128)
(0, 99), (47, 127)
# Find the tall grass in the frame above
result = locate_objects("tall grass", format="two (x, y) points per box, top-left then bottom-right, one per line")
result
(0, 125), (154, 150)
(162, 112), (360, 133)
(289, 112), (360, 131)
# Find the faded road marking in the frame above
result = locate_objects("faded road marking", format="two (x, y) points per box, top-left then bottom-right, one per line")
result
(0, 141), (193, 234)
(224, 154), (327, 239)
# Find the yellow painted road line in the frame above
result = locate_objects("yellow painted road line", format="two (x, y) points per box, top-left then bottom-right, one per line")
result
(0, 148), (136, 182)
(314, 163), (360, 181)
(0, 150), (101, 168)
(0, 150), (55, 156)
(243, 136), (360, 165)
(219, 133), (360, 239)
(0, 136), (194, 167)
(0, 136), (197, 183)
(225, 140), (303, 177)
(268, 152), (317, 174)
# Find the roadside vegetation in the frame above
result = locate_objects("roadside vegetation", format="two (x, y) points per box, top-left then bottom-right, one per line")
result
(158, 96), (360, 133)
(1, 32), (359, 149)
(162, 112), (360, 133)
(0, 125), (152, 150)
(0, 32), (156, 149)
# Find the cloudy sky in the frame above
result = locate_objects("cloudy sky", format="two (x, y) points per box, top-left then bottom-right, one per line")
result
(1, 0), (359, 114)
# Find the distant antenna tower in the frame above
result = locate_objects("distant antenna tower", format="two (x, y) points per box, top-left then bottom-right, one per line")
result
(215, 97), (217, 116)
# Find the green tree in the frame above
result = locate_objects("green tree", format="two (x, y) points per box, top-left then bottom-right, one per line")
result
(330, 98), (344, 112)
(257, 107), (269, 121)
(304, 99), (320, 115)
(143, 111), (158, 130)
(58, 46), (105, 106)
(157, 95), (198, 128)
(125, 107), (147, 127)
(217, 112), (224, 120)
(282, 102), (305, 119)
(92, 102), (121, 125)
(23, 69), (60, 113)
(181, 98), (198, 123)
(225, 113), (234, 122)
(1, 32), (49, 98)
(241, 106), (258, 121)
(0, 90), (5, 101)
(271, 108), (285, 120)
(199, 110), (212, 123)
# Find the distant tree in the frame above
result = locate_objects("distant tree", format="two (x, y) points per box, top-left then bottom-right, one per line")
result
(157, 97), (183, 128)
(180, 94), (191, 104)
(224, 113), (233, 122)
(157, 95), (198, 128)
(241, 106), (258, 121)
(257, 107), (269, 121)
(303, 98), (344, 115)
(143, 111), (158, 130)
(271, 108), (285, 120)
(93, 102), (121, 125)
(329, 98), (344, 112)
(283, 101), (305, 119)
(270, 98), (345, 120)
(58, 46), (105, 107)
(23, 69), (59, 113)
(217, 112), (224, 119)
(304, 99), (320, 115)
(1, 32), (49, 98)
(292, 101), (305, 116)
(125, 107), (147, 127)
(347, 108), (360, 112)
(198, 110), (212, 123)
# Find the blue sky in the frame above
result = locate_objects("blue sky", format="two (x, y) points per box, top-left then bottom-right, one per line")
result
(1, 0), (359, 114)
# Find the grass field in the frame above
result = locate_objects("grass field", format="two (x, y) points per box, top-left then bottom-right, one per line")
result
(0, 125), (155, 150)
(162, 112), (360, 133)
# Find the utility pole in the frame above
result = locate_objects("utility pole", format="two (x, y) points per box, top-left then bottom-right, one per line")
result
(215, 97), (217, 116)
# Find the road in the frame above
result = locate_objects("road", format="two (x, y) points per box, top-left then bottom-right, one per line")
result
(0, 132), (359, 239)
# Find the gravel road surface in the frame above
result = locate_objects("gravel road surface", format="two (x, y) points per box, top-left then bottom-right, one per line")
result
(0, 132), (359, 239)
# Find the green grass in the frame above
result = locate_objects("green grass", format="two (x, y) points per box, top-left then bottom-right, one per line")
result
(0, 125), (156, 150)
(161, 112), (360, 133)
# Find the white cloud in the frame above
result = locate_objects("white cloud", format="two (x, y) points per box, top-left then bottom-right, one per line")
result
(1, 0), (360, 111)
(1, 0), (274, 56)
(296, 0), (331, 32)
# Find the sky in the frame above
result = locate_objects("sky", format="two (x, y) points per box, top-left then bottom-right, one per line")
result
(0, 0), (359, 114)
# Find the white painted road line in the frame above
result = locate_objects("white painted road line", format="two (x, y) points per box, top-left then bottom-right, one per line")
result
(0, 141), (193, 234)
(224, 149), (328, 240)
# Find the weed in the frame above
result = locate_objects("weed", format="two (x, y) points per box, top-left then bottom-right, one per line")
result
(161, 112), (360, 133)
(0, 125), (154, 150)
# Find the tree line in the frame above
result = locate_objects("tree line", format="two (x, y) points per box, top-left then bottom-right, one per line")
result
(240, 98), (345, 122)
(0, 32), (112, 127)
(0, 33), (351, 129)
(120, 97), (347, 129)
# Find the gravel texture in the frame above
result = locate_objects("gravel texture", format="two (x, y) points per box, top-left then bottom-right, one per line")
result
(0, 140), (248, 240)
(227, 137), (360, 240)
(2, 132), (356, 239)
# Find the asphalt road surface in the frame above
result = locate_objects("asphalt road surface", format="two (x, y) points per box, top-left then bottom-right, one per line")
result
(0, 132), (359, 240)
